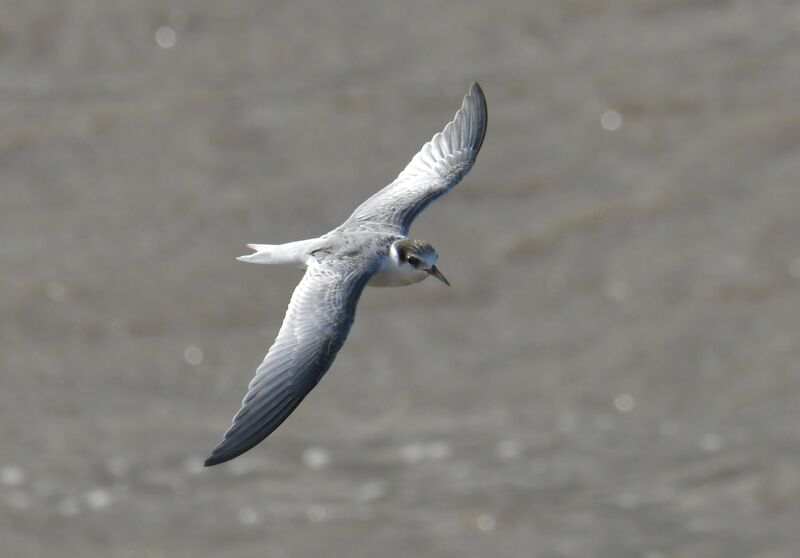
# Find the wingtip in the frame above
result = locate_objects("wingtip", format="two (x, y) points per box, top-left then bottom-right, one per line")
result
(203, 449), (231, 467)
(468, 82), (486, 107)
(470, 81), (484, 97)
(466, 82), (487, 152)
(203, 456), (221, 467)
(203, 441), (231, 467)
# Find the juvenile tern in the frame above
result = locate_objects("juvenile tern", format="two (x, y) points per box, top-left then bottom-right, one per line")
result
(205, 83), (487, 466)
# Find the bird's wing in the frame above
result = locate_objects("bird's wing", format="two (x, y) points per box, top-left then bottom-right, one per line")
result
(205, 258), (378, 466)
(341, 83), (487, 235)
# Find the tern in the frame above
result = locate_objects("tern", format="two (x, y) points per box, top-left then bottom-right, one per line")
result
(205, 83), (487, 466)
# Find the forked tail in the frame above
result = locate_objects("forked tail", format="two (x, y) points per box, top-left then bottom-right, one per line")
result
(236, 239), (320, 266)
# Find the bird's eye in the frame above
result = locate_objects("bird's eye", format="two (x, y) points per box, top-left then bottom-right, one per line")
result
(407, 256), (419, 266)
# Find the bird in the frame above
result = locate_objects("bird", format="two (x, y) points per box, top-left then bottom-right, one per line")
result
(204, 83), (487, 466)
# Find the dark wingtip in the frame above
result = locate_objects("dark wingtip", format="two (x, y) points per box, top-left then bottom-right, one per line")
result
(467, 82), (488, 152)
(203, 455), (221, 467)
(470, 82), (484, 98)
(204, 447), (243, 467)
(203, 447), (234, 467)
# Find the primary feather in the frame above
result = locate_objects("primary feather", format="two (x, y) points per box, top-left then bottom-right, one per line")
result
(205, 260), (376, 466)
(342, 83), (487, 235)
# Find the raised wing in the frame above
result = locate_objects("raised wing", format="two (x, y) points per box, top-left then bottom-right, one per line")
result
(341, 83), (487, 235)
(205, 260), (377, 466)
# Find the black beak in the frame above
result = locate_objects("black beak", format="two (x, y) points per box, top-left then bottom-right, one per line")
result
(428, 265), (451, 286)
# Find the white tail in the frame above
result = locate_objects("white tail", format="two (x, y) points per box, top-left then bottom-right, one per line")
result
(237, 244), (278, 264)
(236, 239), (320, 266)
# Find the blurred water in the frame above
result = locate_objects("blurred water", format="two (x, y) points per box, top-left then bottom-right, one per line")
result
(2, 1), (800, 557)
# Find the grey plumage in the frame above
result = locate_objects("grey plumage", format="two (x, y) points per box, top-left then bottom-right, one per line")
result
(205, 83), (487, 466)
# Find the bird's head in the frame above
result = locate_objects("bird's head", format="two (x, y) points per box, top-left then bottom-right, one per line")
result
(391, 239), (450, 286)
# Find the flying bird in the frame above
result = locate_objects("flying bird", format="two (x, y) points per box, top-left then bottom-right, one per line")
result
(205, 83), (487, 466)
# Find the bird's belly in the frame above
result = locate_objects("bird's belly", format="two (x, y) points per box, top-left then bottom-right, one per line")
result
(368, 261), (426, 287)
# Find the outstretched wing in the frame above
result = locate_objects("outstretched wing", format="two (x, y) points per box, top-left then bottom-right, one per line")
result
(205, 260), (377, 466)
(341, 83), (487, 235)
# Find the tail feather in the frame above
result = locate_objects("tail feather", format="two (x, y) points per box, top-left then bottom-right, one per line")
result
(237, 244), (280, 264)
(236, 239), (319, 266)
